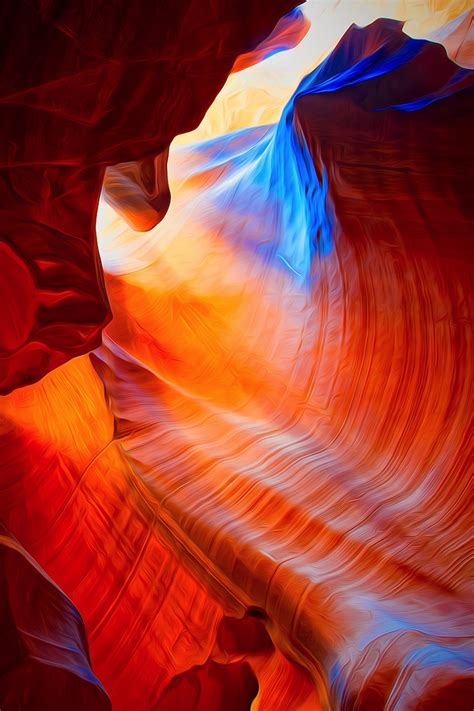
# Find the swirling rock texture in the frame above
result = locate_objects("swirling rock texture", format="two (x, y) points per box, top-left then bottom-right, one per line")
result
(1, 2), (473, 710)
(0, 0), (296, 394)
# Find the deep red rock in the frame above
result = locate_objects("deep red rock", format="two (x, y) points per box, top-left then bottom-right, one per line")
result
(0, 526), (110, 711)
(0, 0), (297, 394)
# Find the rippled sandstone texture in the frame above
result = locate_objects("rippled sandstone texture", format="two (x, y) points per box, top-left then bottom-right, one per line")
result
(0, 0), (296, 394)
(0, 356), (320, 709)
(96, 18), (474, 709)
(1, 7), (473, 711)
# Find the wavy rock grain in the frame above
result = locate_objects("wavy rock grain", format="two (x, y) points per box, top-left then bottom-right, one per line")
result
(0, 11), (472, 711)
(94, 19), (474, 709)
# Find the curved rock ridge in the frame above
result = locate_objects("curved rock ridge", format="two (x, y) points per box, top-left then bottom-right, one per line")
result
(428, 8), (473, 68)
(94, 18), (473, 710)
(0, 357), (320, 709)
(101, 6), (310, 234)
(231, 7), (310, 74)
(0, 11), (472, 711)
(0, 525), (111, 710)
(0, 0), (297, 395)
